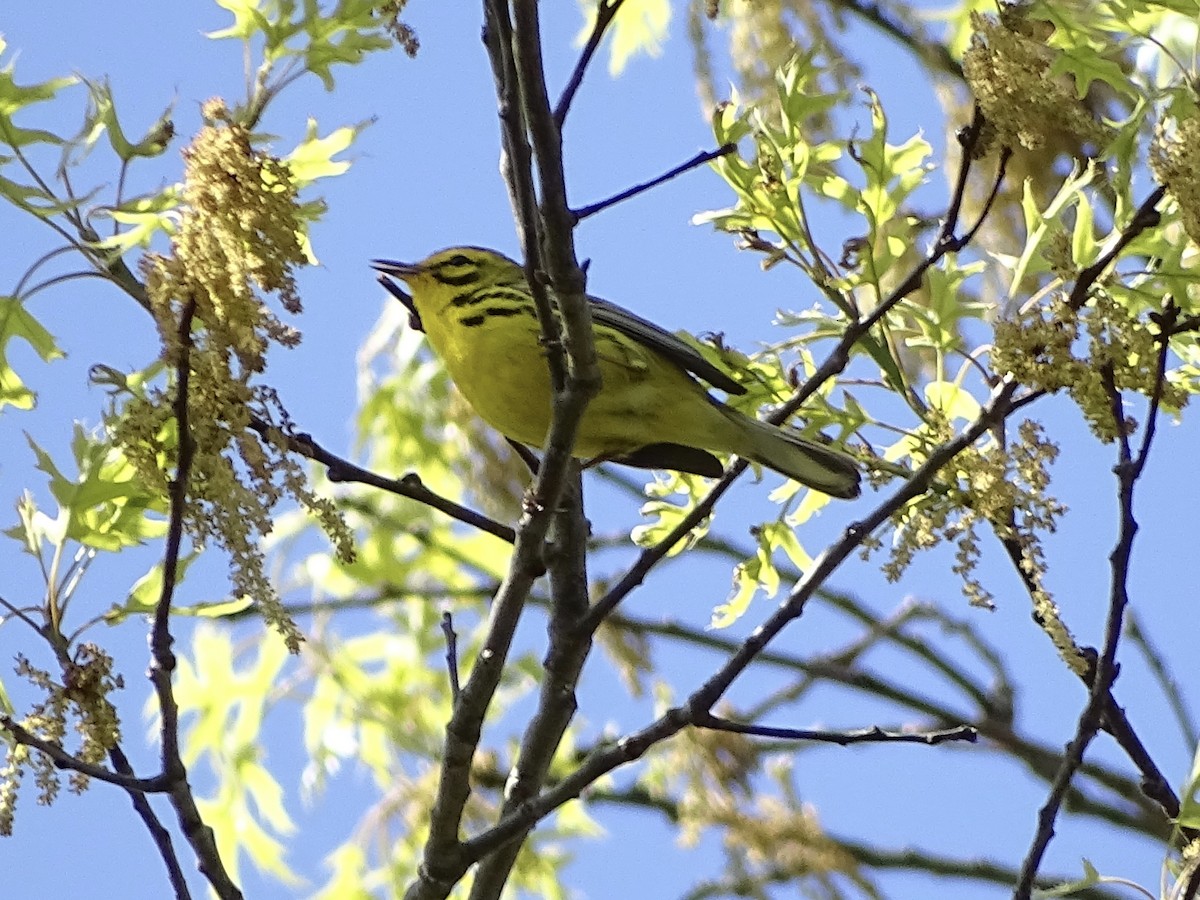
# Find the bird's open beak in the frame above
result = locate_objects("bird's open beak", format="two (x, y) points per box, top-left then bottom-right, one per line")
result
(370, 259), (421, 279)
(372, 262), (425, 333)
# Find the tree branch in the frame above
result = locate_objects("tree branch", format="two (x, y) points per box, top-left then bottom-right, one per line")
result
(151, 297), (243, 900)
(405, 3), (602, 895)
(554, 0), (625, 129)
(694, 712), (977, 746)
(1012, 362), (1153, 898)
(1067, 186), (1165, 312)
(109, 745), (192, 900)
(463, 381), (1025, 862)
(248, 417), (516, 544)
(572, 144), (736, 221)
(583, 109), (1007, 632)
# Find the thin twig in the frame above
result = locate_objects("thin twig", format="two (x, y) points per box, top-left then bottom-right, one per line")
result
(694, 712), (976, 746)
(247, 417), (516, 544)
(554, 0), (626, 129)
(441, 612), (461, 700)
(1067, 186), (1165, 311)
(994, 302), (1187, 843)
(572, 144), (736, 221)
(109, 745), (192, 900)
(0, 716), (163, 791)
(1126, 612), (1199, 749)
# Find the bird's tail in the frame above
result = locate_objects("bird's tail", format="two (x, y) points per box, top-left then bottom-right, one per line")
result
(727, 410), (861, 499)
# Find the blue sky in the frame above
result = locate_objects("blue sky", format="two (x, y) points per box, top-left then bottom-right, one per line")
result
(1, 3), (1196, 898)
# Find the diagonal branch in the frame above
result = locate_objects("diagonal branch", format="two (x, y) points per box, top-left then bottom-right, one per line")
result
(572, 144), (736, 221)
(583, 108), (1007, 633)
(247, 417), (515, 544)
(1067, 186), (1165, 312)
(109, 745), (192, 900)
(462, 381), (1024, 863)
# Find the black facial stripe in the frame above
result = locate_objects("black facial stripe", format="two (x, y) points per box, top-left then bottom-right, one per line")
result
(433, 269), (480, 287)
(449, 287), (528, 309)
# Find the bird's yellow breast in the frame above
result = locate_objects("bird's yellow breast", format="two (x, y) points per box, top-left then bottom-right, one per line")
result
(418, 298), (732, 459)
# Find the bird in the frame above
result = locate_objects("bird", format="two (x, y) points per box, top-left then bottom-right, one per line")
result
(370, 246), (860, 499)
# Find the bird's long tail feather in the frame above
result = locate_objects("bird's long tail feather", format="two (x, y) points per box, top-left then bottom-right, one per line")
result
(730, 412), (861, 499)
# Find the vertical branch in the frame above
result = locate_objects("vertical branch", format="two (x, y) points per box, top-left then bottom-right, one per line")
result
(150, 297), (243, 900)
(463, 5), (610, 893)
(411, 0), (639, 893)
(1011, 363), (1149, 898)
(467, 475), (594, 898)
(406, 3), (611, 895)
(509, 0), (601, 465)
(481, 0), (564, 388)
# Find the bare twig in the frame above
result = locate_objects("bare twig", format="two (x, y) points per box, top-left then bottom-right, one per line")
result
(1012, 358), (1157, 898)
(1126, 612), (1199, 749)
(247, 417), (516, 544)
(995, 302), (1186, 850)
(1067, 186), (1165, 312)
(441, 612), (461, 700)
(694, 712), (977, 746)
(572, 144), (736, 221)
(0, 717), (163, 791)
(109, 745), (192, 900)
(827, 0), (963, 80)
(554, 0), (626, 128)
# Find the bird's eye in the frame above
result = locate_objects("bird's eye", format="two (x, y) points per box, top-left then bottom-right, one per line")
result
(446, 254), (472, 268)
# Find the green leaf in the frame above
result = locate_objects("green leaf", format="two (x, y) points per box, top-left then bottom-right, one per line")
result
(103, 554), (212, 624)
(0, 48), (76, 117)
(631, 474), (713, 554)
(0, 296), (63, 410)
(207, 0), (273, 42)
(209, 0), (391, 94)
(1049, 48), (1139, 101)
(23, 428), (167, 552)
(284, 118), (370, 186)
(1177, 741), (1200, 830)
(77, 77), (174, 161)
(710, 562), (758, 629)
(91, 187), (183, 253)
(1031, 859), (1105, 898)
(924, 380), (982, 422)
(711, 528), (782, 628)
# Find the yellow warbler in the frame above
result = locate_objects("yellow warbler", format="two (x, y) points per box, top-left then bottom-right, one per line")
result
(372, 247), (860, 498)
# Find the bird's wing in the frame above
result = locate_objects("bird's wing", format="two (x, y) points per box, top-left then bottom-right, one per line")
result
(587, 296), (747, 395)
